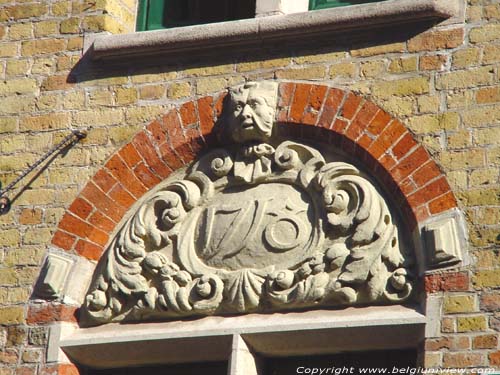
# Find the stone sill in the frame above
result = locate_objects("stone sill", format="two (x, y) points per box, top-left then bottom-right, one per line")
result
(54, 306), (425, 368)
(90, 0), (461, 61)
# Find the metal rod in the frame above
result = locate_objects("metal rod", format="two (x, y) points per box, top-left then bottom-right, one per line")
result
(0, 130), (86, 195)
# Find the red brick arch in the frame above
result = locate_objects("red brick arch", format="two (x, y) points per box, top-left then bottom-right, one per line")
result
(51, 81), (457, 262)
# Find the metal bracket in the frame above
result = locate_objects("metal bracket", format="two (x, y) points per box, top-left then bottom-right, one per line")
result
(0, 130), (87, 215)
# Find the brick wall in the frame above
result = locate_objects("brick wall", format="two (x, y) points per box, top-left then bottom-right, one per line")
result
(0, 0), (499, 373)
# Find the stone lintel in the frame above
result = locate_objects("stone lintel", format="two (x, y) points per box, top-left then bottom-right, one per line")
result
(90, 0), (461, 60)
(57, 306), (425, 368)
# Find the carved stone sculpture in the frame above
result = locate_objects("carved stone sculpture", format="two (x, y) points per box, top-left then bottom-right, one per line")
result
(82, 81), (414, 325)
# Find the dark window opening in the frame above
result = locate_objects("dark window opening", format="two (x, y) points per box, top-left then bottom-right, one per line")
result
(84, 361), (228, 375)
(266, 348), (417, 375)
(136, 0), (256, 31)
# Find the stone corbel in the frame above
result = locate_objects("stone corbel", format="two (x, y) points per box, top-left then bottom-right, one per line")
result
(34, 249), (95, 304)
(420, 209), (469, 271)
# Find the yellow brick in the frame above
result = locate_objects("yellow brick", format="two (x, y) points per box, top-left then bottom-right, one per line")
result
(34, 20), (59, 37)
(16, 188), (57, 205)
(447, 171), (468, 190)
(0, 4), (47, 21)
(124, 105), (166, 125)
(0, 134), (25, 153)
(360, 60), (386, 78)
(15, 267), (39, 285)
(372, 77), (429, 99)
(443, 295), (476, 314)
(31, 57), (56, 75)
(447, 130), (471, 149)
(196, 77), (227, 95)
(0, 95), (36, 114)
(446, 91), (474, 109)
(83, 14), (124, 34)
(72, 109), (124, 126)
(474, 127), (500, 146)
(8, 23), (32, 40)
(417, 95), (440, 113)
(0, 229), (20, 247)
(114, 87), (137, 105)
(80, 127), (108, 146)
(470, 24), (500, 43)
(457, 188), (500, 206)
(52, 1), (70, 16)
(475, 268), (500, 287)
(452, 48), (480, 69)
(457, 316), (487, 332)
(236, 61), (261, 72)
(407, 113), (459, 134)
(420, 134), (442, 154)
(130, 71), (176, 84)
(167, 82), (191, 99)
(0, 307), (24, 325)
(259, 57), (290, 69)
(463, 104), (500, 127)
(424, 353), (441, 369)
(20, 113), (70, 131)
(5, 59), (30, 76)
(88, 89), (114, 106)
(483, 45), (500, 64)
(139, 84), (165, 100)
(0, 117), (17, 133)
(294, 52), (345, 64)
(485, 4), (500, 20)
(108, 125), (141, 145)
(467, 5), (482, 22)
(440, 150), (485, 170)
(329, 63), (356, 78)
(60, 17), (80, 34)
(62, 91), (85, 109)
(469, 168), (499, 186)
(487, 147), (500, 166)
(476, 87), (500, 104)
(351, 42), (405, 57)
(474, 248), (500, 266)
(470, 227), (500, 247)
(45, 207), (65, 225)
(66, 36), (83, 51)
(0, 42), (18, 57)
(275, 66), (327, 80)
(380, 96), (414, 117)
(36, 93), (60, 111)
(25, 133), (52, 152)
(21, 38), (66, 56)
(436, 66), (494, 90)
(0, 78), (36, 95)
(184, 64), (234, 77)
(388, 57), (418, 73)
(23, 228), (52, 245)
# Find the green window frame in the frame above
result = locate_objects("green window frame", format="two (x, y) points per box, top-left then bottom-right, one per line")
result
(309, 0), (384, 10)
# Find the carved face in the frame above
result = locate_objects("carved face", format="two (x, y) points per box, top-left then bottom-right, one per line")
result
(226, 82), (277, 143)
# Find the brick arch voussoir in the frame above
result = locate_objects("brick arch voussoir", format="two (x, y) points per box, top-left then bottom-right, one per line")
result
(276, 82), (457, 231)
(51, 91), (227, 262)
(51, 81), (457, 265)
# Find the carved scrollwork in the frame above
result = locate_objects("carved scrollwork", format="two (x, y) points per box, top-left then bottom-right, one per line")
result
(81, 81), (414, 326)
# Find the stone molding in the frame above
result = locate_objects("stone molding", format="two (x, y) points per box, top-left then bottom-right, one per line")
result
(89, 0), (461, 60)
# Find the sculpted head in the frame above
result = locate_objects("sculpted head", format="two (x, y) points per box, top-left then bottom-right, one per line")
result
(221, 81), (278, 144)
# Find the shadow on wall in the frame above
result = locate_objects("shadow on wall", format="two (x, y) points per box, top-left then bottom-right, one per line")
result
(67, 20), (437, 83)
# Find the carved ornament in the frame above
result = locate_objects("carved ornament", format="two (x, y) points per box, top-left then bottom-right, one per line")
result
(82, 82), (414, 325)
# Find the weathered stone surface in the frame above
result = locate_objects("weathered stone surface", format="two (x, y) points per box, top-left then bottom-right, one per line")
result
(82, 82), (414, 326)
